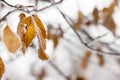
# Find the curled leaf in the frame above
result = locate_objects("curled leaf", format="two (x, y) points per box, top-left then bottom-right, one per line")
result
(32, 15), (46, 39)
(30, 15), (48, 60)
(3, 25), (21, 53)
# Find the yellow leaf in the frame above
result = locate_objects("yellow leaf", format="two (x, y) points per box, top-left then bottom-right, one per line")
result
(23, 23), (35, 48)
(17, 14), (35, 53)
(3, 25), (21, 53)
(17, 13), (47, 56)
(21, 15), (46, 48)
(0, 58), (5, 79)
(38, 47), (48, 60)
(17, 13), (27, 53)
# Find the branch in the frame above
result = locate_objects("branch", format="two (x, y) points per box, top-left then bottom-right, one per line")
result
(81, 29), (108, 45)
(49, 61), (70, 80)
(35, 0), (63, 12)
(0, 0), (63, 12)
(0, 0), (15, 7)
(0, 9), (17, 23)
(56, 8), (120, 56)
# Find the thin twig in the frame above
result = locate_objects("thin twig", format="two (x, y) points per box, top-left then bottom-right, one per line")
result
(34, 0), (63, 12)
(0, 0), (63, 12)
(0, 9), (17, 23)
(0, 0), (15, 7)
(49, 61), (70, 80)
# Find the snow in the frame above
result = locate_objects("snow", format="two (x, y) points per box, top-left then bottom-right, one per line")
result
(0, 0), (120, 80)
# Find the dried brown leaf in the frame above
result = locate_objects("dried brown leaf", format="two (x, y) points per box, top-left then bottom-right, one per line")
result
(38, 47), (48, 60)
(0, 58), (5, 79)
(3, 25), (21, 53)
(80, 50), (91, 69)
(102, 0), (117, 34)
(73, 11), (83, 30)
(53, 35), (59, 48)
(103, 16), (116, 34)
(37, 29), (46, 49)
(102, 0), (117, 17)
(76, 76), (86, 80)
(38, 68), (46, 80)
(85, 50), (92, 59)
(93, 8), (99, 23)
(32, 15), (46, 39)
(97, 53), (105, 66)
(47, 25), (63, 48)
(80, 59), (88, 69)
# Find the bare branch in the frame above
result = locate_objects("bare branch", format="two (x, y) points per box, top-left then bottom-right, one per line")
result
(0, 9), (17, 23)
(0, 0), (15, 7)
(49, 61), (70, 80)
(35, 0), (63, 12)
(0, 0), (63, 12)
(56, 8), (120, 56)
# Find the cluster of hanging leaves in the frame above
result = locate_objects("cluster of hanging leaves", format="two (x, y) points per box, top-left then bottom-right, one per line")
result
(47, 24), (63, 48)
(3, 13), (48, 60)
(92, 0), (118, 35)
(80, 51), (105, 70)
(73, 0), (118, 35)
